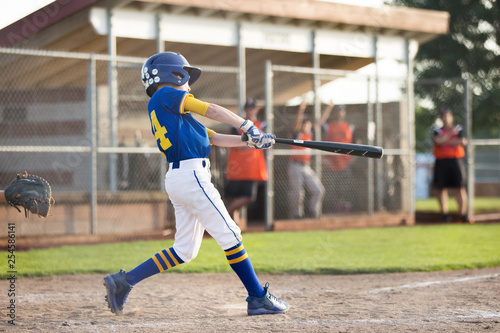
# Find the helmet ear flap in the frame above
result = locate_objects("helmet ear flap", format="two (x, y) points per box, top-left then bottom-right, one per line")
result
(141, 52), (202, 97)
(163, 65), (189, 86)
(146, 84), (158, 98)
(171, 69), (189, 85)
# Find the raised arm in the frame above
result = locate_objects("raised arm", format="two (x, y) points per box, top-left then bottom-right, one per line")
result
(317, 100), (335, 127)
(293, 101), (308, 133)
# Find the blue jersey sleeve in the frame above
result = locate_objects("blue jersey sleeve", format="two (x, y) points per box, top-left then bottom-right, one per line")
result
(158, 87), (191, 114)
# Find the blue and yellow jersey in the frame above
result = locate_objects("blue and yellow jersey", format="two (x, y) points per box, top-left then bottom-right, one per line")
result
(148, 86), (214, 162)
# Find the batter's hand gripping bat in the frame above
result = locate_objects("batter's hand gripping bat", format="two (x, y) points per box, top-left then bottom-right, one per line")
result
(241, 133), (384, 159)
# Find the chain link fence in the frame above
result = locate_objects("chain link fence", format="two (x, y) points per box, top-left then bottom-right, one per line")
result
(473, 140), (500, 187)
(0, 48), (239, 237)
(265, 64), (412, 229)
(1, 48), (497, 237)
(413, 79), (470, 202)
(414, 78), (500, 218)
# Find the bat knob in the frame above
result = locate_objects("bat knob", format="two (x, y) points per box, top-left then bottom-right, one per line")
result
(241, 133), (249, 142)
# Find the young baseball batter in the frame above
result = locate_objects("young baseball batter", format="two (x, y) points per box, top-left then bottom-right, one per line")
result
(103, 51), (289, 316)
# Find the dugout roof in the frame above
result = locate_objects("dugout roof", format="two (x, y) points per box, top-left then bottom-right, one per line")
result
(0, 0), (449, 104)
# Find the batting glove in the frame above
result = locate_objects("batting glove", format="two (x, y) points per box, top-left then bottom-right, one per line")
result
(240, 120), (263, 145)
(246, 139), (256, 148)
(255, 134), (276, 149)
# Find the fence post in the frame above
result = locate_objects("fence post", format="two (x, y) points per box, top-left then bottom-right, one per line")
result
(374, 37), (384, 211)
(89, 56), (98, 234)
(265, 60), (274, 231)
(108, 8), (118, 192)
(237, 22), (246, 116)
(465, 78), (474, 219)
(406, 39), (416, 219)
(312, 30), (323, 215)
(366, 77), (374, 215)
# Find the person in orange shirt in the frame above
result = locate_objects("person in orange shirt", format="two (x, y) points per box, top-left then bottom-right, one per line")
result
(288, 101), (325, 219)
(225, 98), (268, 227)
(320, 103), (353, 172)
(432, 107), (469, 223)
(318, 102), (354, 213)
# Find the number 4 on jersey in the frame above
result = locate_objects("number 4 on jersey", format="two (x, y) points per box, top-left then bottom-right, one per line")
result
(150, 110), (172, 152)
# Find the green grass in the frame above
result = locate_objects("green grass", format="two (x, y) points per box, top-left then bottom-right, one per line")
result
(3, 224), (500, 278)
(416, 196), (500, 213)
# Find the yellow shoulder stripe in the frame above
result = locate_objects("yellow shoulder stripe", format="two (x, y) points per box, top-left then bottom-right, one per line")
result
(179, 93), (192, 114)
(184, 95), (209, 116)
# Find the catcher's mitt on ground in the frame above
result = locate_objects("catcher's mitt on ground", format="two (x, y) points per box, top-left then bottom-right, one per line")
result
(5, 172), (55, 218)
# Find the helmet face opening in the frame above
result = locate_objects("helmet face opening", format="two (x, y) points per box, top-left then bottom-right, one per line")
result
(141, 52), (201, 97)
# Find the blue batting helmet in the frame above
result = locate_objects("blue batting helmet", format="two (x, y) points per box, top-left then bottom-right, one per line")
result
(141, 52), (201, 97)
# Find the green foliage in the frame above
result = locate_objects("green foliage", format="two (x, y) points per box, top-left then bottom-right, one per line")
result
(415, 104), (437, 152)
(393, 0), (500, 139)
(3, 225), (500, 278)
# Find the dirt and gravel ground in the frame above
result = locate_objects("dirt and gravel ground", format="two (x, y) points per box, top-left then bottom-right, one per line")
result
(2, 266), (499, 332)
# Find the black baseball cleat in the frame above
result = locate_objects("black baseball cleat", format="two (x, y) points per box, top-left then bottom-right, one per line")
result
(246, 282), (289, 315)
(103, 269), (133, 315)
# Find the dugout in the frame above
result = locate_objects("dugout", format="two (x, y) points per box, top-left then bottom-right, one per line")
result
(0, 0), (449, 237)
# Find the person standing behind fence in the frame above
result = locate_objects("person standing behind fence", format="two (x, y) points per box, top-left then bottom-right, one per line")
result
(432, 107), (470, 223)
(288, 101), (325, 219)
(318, 102), (354, 213)
(224, 98), (268, 229)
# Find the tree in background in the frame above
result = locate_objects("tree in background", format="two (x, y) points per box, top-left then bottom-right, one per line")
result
(393, 0), (500, 144)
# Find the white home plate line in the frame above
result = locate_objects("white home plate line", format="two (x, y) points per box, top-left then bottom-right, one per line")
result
(366, 273), (500, 294)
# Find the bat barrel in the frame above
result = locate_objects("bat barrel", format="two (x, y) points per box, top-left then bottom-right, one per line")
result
(241, 133), (383, 159)
(274, 138), (384, 159)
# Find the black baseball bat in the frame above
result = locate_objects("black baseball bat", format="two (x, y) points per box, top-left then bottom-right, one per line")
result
(241, 133), (384, 159)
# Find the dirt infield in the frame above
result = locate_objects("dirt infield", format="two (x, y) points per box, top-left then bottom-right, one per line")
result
(2, 267), (499, 332)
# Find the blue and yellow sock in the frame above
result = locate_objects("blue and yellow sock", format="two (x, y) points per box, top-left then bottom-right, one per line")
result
(125, 247), (184, 286)
(225, 242), (265, 298)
